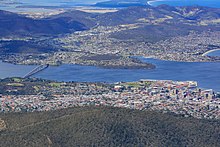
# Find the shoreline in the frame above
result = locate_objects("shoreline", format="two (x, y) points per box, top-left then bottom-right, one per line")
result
(140, 55), (220, 63)
(1, 59), (220, 92)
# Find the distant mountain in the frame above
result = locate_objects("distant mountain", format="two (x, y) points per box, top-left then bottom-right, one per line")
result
(0, 5), (220, 39)
(94, 5), (220, 26)
(0, 9), (98, 54)
(94, 0), (148, 8)
(0, 106), (220, 146)
(46, 10), (97, 29)
(0, 5), (220, 53)
(95, 5), (220, 42)
(0, 10), (95, 37)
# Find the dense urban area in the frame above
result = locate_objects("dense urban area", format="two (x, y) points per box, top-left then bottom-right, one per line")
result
(0, 78), (219, 120)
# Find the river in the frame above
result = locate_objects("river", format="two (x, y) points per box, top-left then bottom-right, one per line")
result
(0, 55), (220, 91)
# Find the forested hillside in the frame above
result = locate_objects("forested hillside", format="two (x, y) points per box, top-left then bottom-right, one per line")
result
(0, 106), (220, 146)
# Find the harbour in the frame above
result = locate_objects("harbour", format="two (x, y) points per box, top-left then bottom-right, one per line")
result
(1, 56), (220, 91)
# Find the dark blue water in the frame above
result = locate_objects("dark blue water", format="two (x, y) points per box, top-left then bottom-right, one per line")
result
(1, 57), (219, 91)
(0, 62), (36, 78)
(33, 58), (220, 91)
(207, 50), (220, 57)
(148, 0), (220, 8)
(0, 58), (220, 91)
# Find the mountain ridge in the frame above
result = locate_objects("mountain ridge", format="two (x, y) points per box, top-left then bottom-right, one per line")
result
(0, 5), (220, 38)
(0, 9), (95, 37)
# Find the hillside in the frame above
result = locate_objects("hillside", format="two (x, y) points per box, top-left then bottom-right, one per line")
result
(0, 10), (94, 37)
(0, 106), (220, 146)
(1, 5), (220, 64)
(0, 5), (220, 40)
(97, 5), (220, 42)
(1, 5), (220, 39)
(94, 0), (147, 8)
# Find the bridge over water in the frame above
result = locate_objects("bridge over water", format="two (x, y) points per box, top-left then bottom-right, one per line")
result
(23, 64), (49, 78)
(202, 49), (220, 56)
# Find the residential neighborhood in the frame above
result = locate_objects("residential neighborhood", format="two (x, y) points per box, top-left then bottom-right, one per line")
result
(1, 78), (219, 119)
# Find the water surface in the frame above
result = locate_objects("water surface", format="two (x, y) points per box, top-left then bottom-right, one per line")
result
(0, 61), (36, 78)
(0, 0), (108, 12)
(1, 58), (220, 91)
(36, 58), (220, 91)
(207, 50), (220, 57)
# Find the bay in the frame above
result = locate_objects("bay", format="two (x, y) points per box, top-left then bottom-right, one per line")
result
(0, 61), (36, 78)
(1, 58), (220, 91)
(0, 0), (108, 12)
